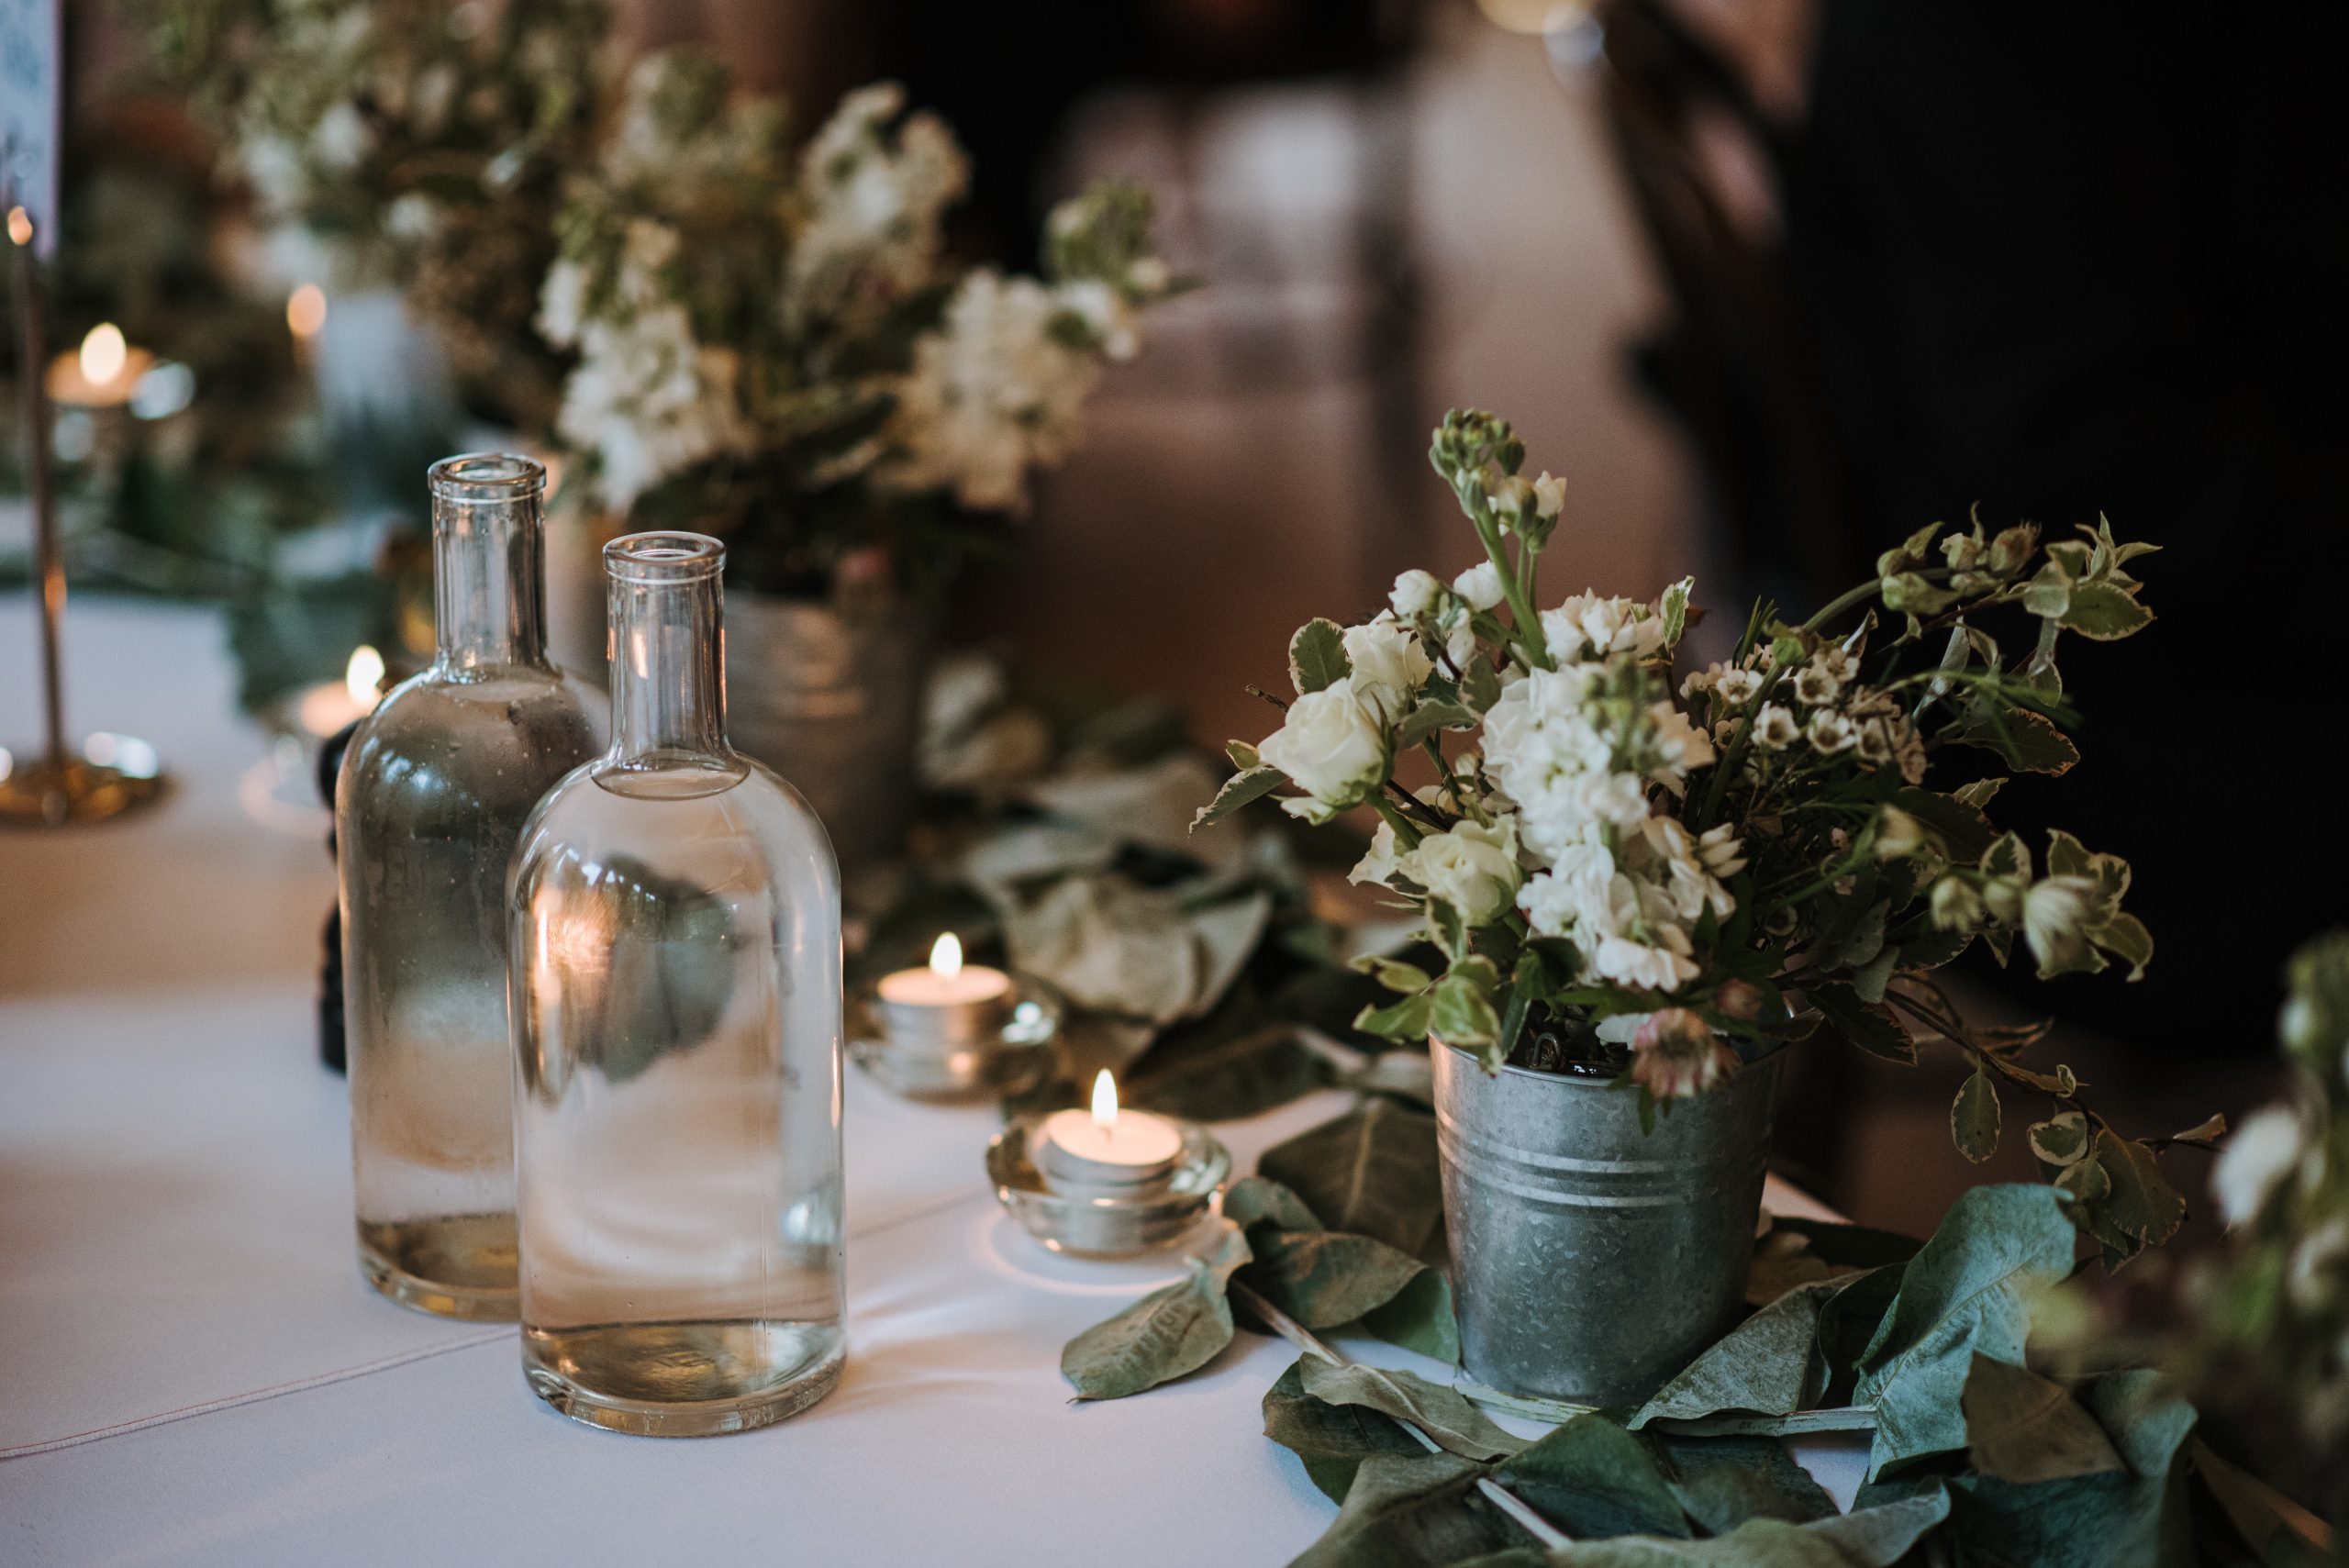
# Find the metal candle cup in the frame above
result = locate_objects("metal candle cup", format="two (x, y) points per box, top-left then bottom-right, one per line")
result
(874, 933), (1012, 1059)
(984, 1073), (1223, 1257)
(850, 934), (1056, 1101)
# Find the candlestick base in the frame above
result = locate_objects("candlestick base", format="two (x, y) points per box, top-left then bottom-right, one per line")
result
(0, 733), (167, 828)
(986, 1113), (1230, 1259)
(849, 975), (1063, 1103)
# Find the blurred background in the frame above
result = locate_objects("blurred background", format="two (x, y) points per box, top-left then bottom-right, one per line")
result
(6, 0), (2342, 1239)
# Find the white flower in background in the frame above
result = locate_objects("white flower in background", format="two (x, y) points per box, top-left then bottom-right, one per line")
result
(2289, 1218), (2349, 1309)
(1409, 817), (1522, 925)
(1596, 931), (1698, 991)
(1057, 278), (1141, 361)
(1793, 658), (1843, 707)
(1649, 703), (1717, 781)
(1256, 679), (1388, 821)
(1489, 475), (1534, 516)
(1542, 595), (1669, 663)
(311, 101), (371, 171)
(1350, 819), (1404, 888)
(1453, 562), (1505, 613)
(1685, 663), (1762, 707)
(2021, 874), (2099, 973)
(2215, 1106), (2305, 1225)
(1532, 472), (1567, 518)
(878, 271), (1100, 513)
(1753, 704), (1799, 749)
(1807, 710), (1857, 753)
(1342, 616), (1434, 726)
(1390, 570), (1442, 619)
(785, 83), (967, 323)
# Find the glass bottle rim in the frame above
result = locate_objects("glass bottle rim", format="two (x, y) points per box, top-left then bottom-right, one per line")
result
(429, 452), (547, 505)
(606, 531), (725, 584)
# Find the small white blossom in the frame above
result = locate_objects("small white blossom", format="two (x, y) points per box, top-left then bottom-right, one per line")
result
(1256, 679), (1388, 819)
(1807, 711), (1858, 753)
(1390, 569), (1442, 619)
(1532, 471), (1567, 517)
(1753, 704), (1799, 749)
(1489, 475), (1534, 515)
(2215, 1107), (2305, 1226)
(1341, 616), (1434, 727)
(2021, 874), (2099, 973)
(1793, 658), (1843, 706)
(1542, 595), (1669, 663)
(1453, 562), (1505, 613)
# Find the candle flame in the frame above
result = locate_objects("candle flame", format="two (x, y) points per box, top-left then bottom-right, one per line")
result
(928, 931), (963, 979)
(345, 645), (385, 707)
(6, 207), (30, 247)
(80, 324), (128, 386)
(287, 284), (328, 340)
(1091, 1069), (1119, 1130)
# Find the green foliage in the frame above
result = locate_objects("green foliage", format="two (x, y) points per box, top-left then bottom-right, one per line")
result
(1059, 1226), (1249, 1400)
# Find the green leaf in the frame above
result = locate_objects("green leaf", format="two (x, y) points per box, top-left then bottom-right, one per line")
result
(1291, 618), (1352, 695)
(1896, 928), (1973, 972)
(1357, 991), (1437, 1043)
(1363, 1266), (1463, 1365)
(1300, 1359), (1524, 1462)
(1227, 738), (1262, 770)
(1660, 576), (1694, 647)
(2058, 581), (2154, 641)
(1951, 776), (2008, 809)
(1264, 1357), (1425, 1503)
(2092, 910), (2154, 982)
(1631, 1280), (1840, 1429)
(1961, 1352), (2124, 1482)
(1650, 1433), (1836, 1534)
(1809, 984), (1916, 1065)
(1498, 1414), (1690, 1540)
(1060, 1225), (1251, 1399)
(2029, 1111), (2092, 1168)
(1510, 1496), (1950, 1566)
(1243, 1229), (1431, 1332)
(1461, 655), (1503, 713)
(2088, 1130), (2186, 1251)
(1124, 1024), (1330, 1122)
(1943, 1371), (2197, 1568)
(1397, 701), (1481, 751)
(1191, 764), (1286, 831)
(2190, 1440), (2315, 1563)
(1890, 786), (1997, 862)
(1260, 1100), (1445, 1255)
(1289, 1453), (1523, 1568)
(1854, 1184), (2077, 1477)
(1952, 1069), (2001, 1163)
(1431, 969), (1503, 1049)
(1948, 707), (2080, 776)
(1353, 953), (1436, 994)
(1224, 1173), (1322, 1233)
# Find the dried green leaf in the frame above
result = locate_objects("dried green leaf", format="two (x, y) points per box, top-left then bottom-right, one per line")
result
(1289, 1453), (1521, 1568)
(1631, 1281), (1840, 1429)
(1060, 1225), (1250, 1399)
(1260, 1100), (1444, 1255)
(1300, 1359), (1524, 1462)
(1264, 1356), (1425, 1503)
(1497, 1414), (1690, 1540)
(1962, 1353), (2125, 1482)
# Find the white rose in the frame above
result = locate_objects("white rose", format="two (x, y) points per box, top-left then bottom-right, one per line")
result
(1390, 570), (1442, 619)
(1407, 817), (1521, 926)
(1453, 562), (1505, 612)
(1257, 678), (1388, 819)
(1342, 617), (1433, 726)
(2215, 1106), (2304, 1226)
(1349, 819), (1403, 888)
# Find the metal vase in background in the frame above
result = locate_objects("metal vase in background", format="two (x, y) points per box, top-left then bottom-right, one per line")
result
(1431, 1041), (1786, 1408)
(724, 594), (934, 871)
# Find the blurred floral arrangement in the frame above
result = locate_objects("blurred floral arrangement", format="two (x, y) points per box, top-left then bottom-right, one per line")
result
(137, 1), (1177, 595)
(1204, 408), (2213, 1260)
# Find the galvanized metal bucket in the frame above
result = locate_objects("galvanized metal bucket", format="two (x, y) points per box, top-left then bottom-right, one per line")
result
(1431, 1041), (1785, 1408)
(725, 595), (934, 870)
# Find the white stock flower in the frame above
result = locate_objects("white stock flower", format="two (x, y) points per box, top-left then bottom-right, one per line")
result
(1390, 570), (1442, 619)
(786, 84), (967, 323)
(1453, 562), (1505, 613)
(1595, 933), (1698, 991)
(1408, 817), (1521, 926)
(1532, 472), (1567, 517)
(2215, 1106), (2305, 1226)
(1650, 703), (1716, 778)
(1057, 278), (1141, 361)
(1489, 475), (1534, 516)
(1342, 616), (1434, 726)
(1542, 595), (1669, 663)
(1256, 679), (1387, 818)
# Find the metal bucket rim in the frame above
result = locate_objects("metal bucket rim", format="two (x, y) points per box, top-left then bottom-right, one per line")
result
(1431, 1037), (1790, 1092)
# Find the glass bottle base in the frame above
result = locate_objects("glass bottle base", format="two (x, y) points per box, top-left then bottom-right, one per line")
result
(523, 1319), (845, 1438)
(358, 1214), (519, 1321)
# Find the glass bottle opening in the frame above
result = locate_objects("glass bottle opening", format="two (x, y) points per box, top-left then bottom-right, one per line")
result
(606, 531), (726, 584)
(429, 452), (548, 505)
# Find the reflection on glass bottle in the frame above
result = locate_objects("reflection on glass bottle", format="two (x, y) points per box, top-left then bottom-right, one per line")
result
(510, 531), (845, 1437)
(339, 454), (604, 1319)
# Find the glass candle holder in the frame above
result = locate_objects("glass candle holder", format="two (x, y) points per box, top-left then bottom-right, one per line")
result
(848, 939), (1062, 1102)
(508, 531), (846, 1437)
(987, 1077), (1229, 1258)
(338, 454), (603, 1320)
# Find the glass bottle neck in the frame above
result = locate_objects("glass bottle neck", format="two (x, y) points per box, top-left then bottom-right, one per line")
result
(607, 570), (730, 765)
(430, 476), (549, 673)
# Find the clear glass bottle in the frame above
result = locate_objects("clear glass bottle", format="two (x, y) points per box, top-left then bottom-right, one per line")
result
(509, 531), (845, 1437)
(338, 454), (604, 1320)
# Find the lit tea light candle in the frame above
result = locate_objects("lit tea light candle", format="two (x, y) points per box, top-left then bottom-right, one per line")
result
(47, 323), (154, 409)
(295, 645), (387, 738)
(1035, 1071), (1183, 1192)
(875, 933), (1012, 1057)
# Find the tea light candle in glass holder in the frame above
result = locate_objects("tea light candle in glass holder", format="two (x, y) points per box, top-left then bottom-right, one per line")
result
(987, 1071), (1229, 1258)
(850, 933), (1059, 1101)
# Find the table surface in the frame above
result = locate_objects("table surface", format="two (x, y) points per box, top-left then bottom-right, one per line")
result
(0, 598), (1863, 1567)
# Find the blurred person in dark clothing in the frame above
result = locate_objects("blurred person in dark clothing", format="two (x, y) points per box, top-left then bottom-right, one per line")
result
(1781, 1), (2349, 1053)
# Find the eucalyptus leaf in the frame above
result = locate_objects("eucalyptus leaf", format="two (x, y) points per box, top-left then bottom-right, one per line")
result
(1961, 1353), (2123, 1483)
(2189, 1439), (2314, 1562)
(1854, 1185), (2076, 1477)
(1631, 1280), (1839, 1429)
(1226, 1173), (1324, 1232)
(1486, 1495), (1950, 1566)
(1260, 1100), (1445, 1255)
(1292, 618), (1352, 695)
(1650, 1433), (1836, 1534)
(1246, 1229), (1431, 1333)
(1264, 1356), (1426, 1503)
(1290, 1453), (1527, 1568)
(1943, 1371), (2197, 1568)
(1362, 1267), (1463, 1364)
(1300, 1359), (1525, 1462)
(1127, 1011), (1330, 1122)
(1060, 1226), (1251, 1400)
(1497, 1415), (1690, 1540)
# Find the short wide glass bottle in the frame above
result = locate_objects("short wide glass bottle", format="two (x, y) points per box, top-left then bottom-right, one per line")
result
(509, 531), (845, 1437)
(339, 454), (603, 1319)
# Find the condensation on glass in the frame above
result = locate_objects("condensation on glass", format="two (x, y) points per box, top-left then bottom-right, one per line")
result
(508, 530), (845, 1437)
(338, 454), (603, 1320)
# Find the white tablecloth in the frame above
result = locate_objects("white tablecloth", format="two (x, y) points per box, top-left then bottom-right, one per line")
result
(0, 599), (1861, 1566)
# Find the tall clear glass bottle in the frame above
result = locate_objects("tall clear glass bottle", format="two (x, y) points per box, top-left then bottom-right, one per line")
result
(338, 454), (604, 1320)
(509, 531), (845, 1437)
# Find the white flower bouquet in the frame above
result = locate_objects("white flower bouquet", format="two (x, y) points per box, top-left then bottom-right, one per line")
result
(1203, 408), (2212, 1260)
(537, 53), (1177, 590)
